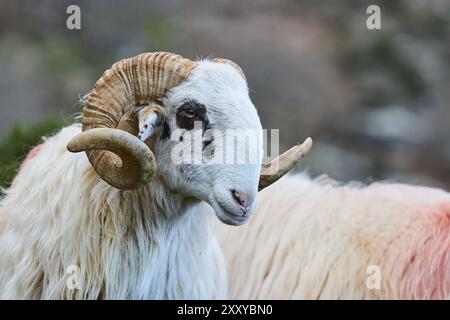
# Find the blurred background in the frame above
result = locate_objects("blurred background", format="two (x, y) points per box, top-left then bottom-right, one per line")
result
(0, 0), (449, 190)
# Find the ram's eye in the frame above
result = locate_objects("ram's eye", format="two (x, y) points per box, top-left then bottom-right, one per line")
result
(176, 101), (208, 130)
(181, 108), (196, 119)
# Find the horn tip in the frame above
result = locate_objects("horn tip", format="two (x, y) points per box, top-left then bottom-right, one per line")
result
(67, 138), (81, 153)
(301, 137), (313, 153)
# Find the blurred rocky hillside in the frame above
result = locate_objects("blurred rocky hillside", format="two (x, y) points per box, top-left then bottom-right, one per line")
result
(0, 0), (449, 188)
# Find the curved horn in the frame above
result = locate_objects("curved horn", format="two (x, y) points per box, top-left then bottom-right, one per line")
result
(258, 137), (313, 191)
(68, 52), (196, 190)
(67, 128), (156, 190)
(212, 58), (246, 79)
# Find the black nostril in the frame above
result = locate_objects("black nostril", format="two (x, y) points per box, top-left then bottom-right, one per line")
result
(231, 189), (240, 203)
(231, 189), (246, 207)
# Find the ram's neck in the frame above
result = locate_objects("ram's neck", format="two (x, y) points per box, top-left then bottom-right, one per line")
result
(80, 177), (225, 299)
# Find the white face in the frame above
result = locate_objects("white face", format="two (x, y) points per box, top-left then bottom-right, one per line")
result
(152, 61), (263, 225)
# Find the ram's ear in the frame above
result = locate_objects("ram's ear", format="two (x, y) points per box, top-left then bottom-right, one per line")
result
(136, 104), (165, 142)
(116, 103), (165, 142)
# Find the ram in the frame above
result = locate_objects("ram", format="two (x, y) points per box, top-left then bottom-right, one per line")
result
(0, 52), (310, 299)
(218, 174), (450, 299)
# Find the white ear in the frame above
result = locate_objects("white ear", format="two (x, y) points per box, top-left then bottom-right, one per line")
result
(137, 105), (163, 141)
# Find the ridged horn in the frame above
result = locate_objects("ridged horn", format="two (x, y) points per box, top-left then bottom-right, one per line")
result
(68, 52), (197, 190)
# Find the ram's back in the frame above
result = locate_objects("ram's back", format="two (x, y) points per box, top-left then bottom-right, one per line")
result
(217, 174), (450, 299)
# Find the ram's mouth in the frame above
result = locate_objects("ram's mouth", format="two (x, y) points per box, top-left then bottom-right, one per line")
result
(211, 200), (252, 226)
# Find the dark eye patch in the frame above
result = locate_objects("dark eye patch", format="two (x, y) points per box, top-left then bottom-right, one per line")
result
(176, 100), (209, 130)
(160, 122), (171, 141)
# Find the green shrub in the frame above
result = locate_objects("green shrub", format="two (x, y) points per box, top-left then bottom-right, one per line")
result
(0, 118), (67, 192)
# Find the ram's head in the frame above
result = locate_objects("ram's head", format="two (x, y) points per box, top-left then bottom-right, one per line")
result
(68, 52), (312, 225)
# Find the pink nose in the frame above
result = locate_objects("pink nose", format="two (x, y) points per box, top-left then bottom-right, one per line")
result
(231, 190), (254, 213)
